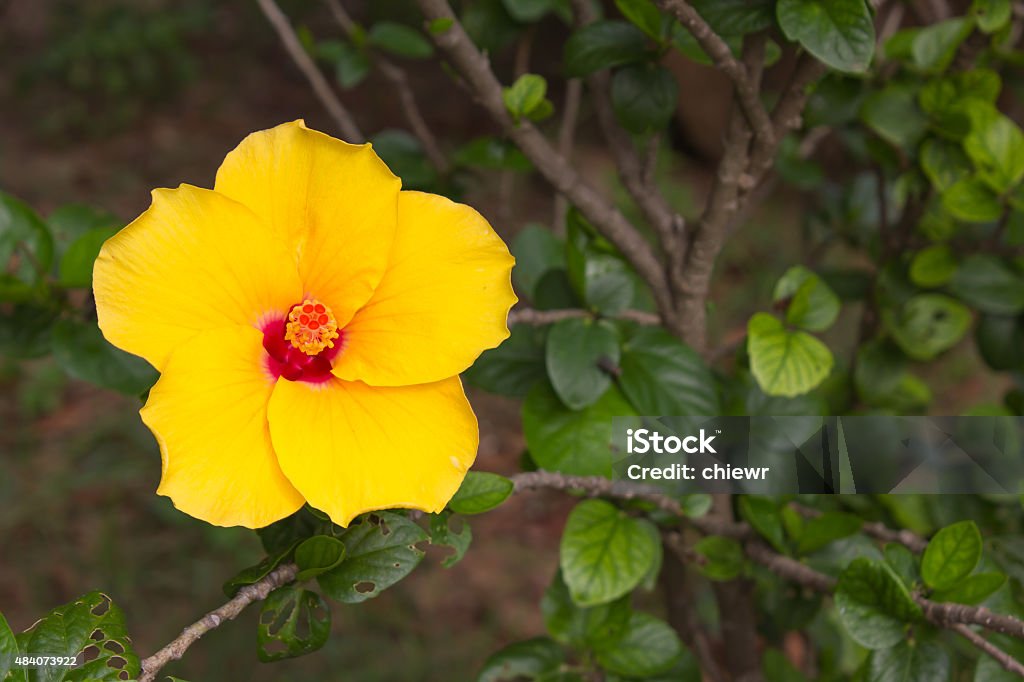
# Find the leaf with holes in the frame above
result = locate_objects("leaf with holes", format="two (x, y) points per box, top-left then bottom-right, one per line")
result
(294, 536), (346, 581)
(748, 313), (834, 398)
(921, 520), (983, 590)
(546, 318), (620, 410)
(0, 612), (16, 680)
(15, 592), (138, 682)
(883, 294), (972, 361)
(256, 586), (330, 662)
(776, 0), (874, 73)
(448, 471), (514, 515)
(560, 499), (661, 606)
(317, 512), (428, 603)
(541, 570), (632, 648)
(618, 326), (719, 416)
(835, 558), (922, 650)
(429, 511), (472, 568)
(594, 612), (683, 677)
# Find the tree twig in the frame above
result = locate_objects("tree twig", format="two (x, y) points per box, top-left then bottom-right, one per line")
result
(553, 78), (583, 229)
(255, 0), (363, 142)
(138, 563), (298, 682)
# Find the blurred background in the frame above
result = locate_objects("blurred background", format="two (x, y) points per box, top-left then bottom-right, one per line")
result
(0, 0), (1012, 679)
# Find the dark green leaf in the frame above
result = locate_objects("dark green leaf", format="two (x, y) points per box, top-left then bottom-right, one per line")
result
(912, 18), (974, 73)
(512, 225), (565, 299)
(449, 471), (514, 515)
(611, 63), (679, 134)
(454, 136), (533, 171)
(884, 543), (919, 588)
(429, 511), (472, 568)
(614, 0), (668, 41)
(950, 254), (1024, 314)
(223, 540), (302, 597)
(256, 586), (330, 662)
(541, 570), (631, 648)
(694, 536), (745, 580)
(51, 318), (158, 396)
(883, 294), (972, 361)
(618, 326), (719, 415)
(465, 324), (548, 398)
(867, 639), (951, 682)
(835, 558), (921, 649)
(943, 177), (1003, 223)
(462, 0), (521, 52)
(860, 85), (928, 150)
(773, 266), (841, 332)
(932, 571), (1005, 604)
(0, 192), (54, 286)
(58, 225), (118, 288)
(318, 39), (370, 89)
(257, 507), (321, 555)
(798, 512), (863, 555)
(740, 496), (787, 553)
(478, 637), (564, 682)
(854, 340), (932, 412)
(546, 318), (620, 410)
(367, 22), (433, 59)
(690, 0), (775, 36)
(762, 647), (810, 682)
(920, 139), (972, 193)
(975, 314), (1024, 371)
(371, 130), (436, 190)
(294, 536), (346, 581)
(747, 313), (834, 398)
(921, 520), (983, 590)
(0, 612), (16, 680)
(560, 499), (660, 606)
(501, 0), (564, 22)
(776, 0), (875, 73)
(317, 512), (428, 603)
(594, 613), (683, 677)
(563, 21), (649, 77)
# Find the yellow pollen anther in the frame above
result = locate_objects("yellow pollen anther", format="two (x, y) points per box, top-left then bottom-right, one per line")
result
(285, 299), (339, 355)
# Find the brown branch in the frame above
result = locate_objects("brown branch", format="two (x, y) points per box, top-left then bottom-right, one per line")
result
(553, 79), (583, 229)
(414, 0), (675, 322)
(662, 535), (726, 682)
(951, 624), (1024, 678)
(654, 0), (774, 150)
(918, 599), (1024, 642)
(507, 307), (661, 326)
(138, 563), (299, 682)
(255, 0), (363, 142)
(793, 503), (928, 553)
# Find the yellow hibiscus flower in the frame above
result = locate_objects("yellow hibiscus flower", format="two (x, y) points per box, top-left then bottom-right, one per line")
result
(93, 120), (516, 529)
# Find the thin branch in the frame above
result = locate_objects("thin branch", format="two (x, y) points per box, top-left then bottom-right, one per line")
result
(654, 0), (774, 149)
(792, 503), (928, 553)
(507, 307), (661, 326)
(662, 535), (727, 682)
(553, 79), (583, 229)
(255, 0), (363, 142)
(951, 624), (1024, 678)
(414, 0), (675, 322)
(138, 564), (299, 682)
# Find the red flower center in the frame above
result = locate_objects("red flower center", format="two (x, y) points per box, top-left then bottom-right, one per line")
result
(263, 299), (343, 384)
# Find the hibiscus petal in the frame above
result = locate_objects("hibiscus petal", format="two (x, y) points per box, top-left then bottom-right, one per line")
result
(142, 326), (305, 528)
(214, 120), (400, 327)
(94, 184), (302, 370)
(268, 375), (477, 527)
(331, 191), (516, 386)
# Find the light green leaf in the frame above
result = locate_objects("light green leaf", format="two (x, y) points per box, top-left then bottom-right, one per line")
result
(909, 244), (957, 288)
(835, 558), (922, 649)
(973, 0), (1012, 33)
(911, 17), (974, 73)
(776, 0), (874, 73)
(595, 613), (683, 677)
(546, 318), (620, 410)
(449, 471), (514, 515)
(614, 0), (668, 42)
(695, 536), (745, 580)
(294, 536), (346, 581)
(560, 499), (661, 606)
(921, 520), (983, 590)
(504, 73), (552, 122)
(563, 21), (649, 77)
(950, 254), (1024, 314)
(51, 318), (158, 396)
(478, 637), (564, 682)
(920, 138), (972, 192)
(868, 639), (951, 682)
(256, 586), (330, 662)
(610, 63), (679, 134)
(523, 383), (636, 477)
(932, 571), (1005, 604)
(317, 512), (428, 603)
(747, 312), (834, 398)
(367, 22), (433, 59)
(883, 294), (972, 361)
(964, 104), (1024, 192)
(773, 265), (841, 332)
(0, 612), (16, 680)
(618, 326), (719, 415)
(739, 496), (787, 553)
(943, 177), (1003, 222)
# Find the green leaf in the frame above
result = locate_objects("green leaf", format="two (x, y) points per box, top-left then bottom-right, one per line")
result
(690, 0), (775, 36)
(0, 612), (17, 680)
(943, 177), (1003, 223)
(370, 130), (436, 190)
(747, 312), (834, 398)
(560, 499), (660, 606)
(835, 558), (922, 649)
(860, 85), (928, 150)
(867, 639), (951, 682)
(523, 382), (635, 476)
(512, 224), (565, 299)
(739, 496), (787, 553)
(911, 17), (974, 73)
(465, 324), (548, 398)
(454, 136), (532, 171)
(449, 471), (514, 515)
(776, 0), (874, 73)
(909, 245), (957, 288)
(920, 139), (972, 193)
(798, 512), (863, 555)
(973, 0), (1011, 33)
(618, 326), (719, 415)
(50, 318), (158, 396)
(501, 0), (565, 22)
(563, 21), (649, 77)
(883, 294), (972, 361)
(541, 570), (631, 648)
(950, 254), (1024, 314)
(921, 520), (983, 590)
(932, 571), (1005, 604)
(478, 637), (564, 682)
(318, 39), (370, 89)
(546, 318), (619, 409)
(429, 511), (472, 568)
(611, 63), (678, 134)
(0, 192), (54, 286)
(594, 612), (683, 677)
(504, 73), (552, 122)
(223, 539), (302, 597)
(367, 22), (433, 59)
(964, 104), (1024, 192)
(614, 0), (668, 42)
(256, 586), (330, 662)
(773, 266), (841, 332)
(762, 648), (810, 682)
(429, 17), (454, 34)
(17, 591), (139, 681)
(294, 535), (346, 581)
(317, 512), (428, 603)
(694, 536), (745, 580)
(58, 225), (118, 288)
(853, 339), (931, 412)
(884, 543), (920, 588)
(975, 314), (1024, 371)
